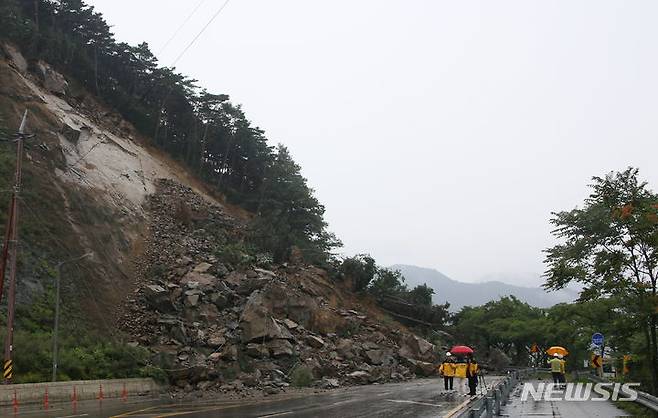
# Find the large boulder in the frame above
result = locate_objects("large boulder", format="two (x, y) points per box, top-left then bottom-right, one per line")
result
(306, 335), (326, 348)
(207, 334), (226, 348)
(199, 303), (219, 322)
(347, 370), (371, 384)
(193, 262), (213, 273)
(267, 339), (293, 357)
(364, 349), (394, 366)
(336, 339), (355, 359)
(398, 334), (435, 362)
(144, 284), (175, 312)
(240, 291), (293, 342)
(261, 284), (319, 328)
(181, 270), (216, 290)
(413, 360), (436, 377)
(209, 291), (232, 309)
(246, 343), (270, 358)
(236, 277), (268, 296)
(401, 357), (436, 377)
(157, 315), (187, 344)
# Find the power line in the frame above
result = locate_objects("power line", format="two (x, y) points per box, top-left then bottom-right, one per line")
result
(171, 0), (231, 67)
(157, 0), (207, 56)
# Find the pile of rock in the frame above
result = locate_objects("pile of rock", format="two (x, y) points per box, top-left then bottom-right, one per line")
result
(119, 179), (438, 395)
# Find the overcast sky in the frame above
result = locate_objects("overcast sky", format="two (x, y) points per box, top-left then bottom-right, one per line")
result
(86, 0), (658, 286)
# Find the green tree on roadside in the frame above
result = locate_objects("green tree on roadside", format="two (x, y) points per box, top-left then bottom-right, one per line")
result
(543, 167), (658, 392)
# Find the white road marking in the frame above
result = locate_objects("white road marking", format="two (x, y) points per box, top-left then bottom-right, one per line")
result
(386, 399), (444, 407)
(258, 412), (293, 417)
(55, 414), (89, 418)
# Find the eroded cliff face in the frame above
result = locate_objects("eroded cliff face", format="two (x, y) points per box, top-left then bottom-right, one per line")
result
(0, 43), (219, 319)
(0, 44), (438, 395)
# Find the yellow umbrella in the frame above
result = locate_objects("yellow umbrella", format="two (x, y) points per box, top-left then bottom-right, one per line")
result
(546, 346), (569, 356)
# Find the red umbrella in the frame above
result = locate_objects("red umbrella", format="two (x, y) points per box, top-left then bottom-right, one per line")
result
(450, 345), (474, 356)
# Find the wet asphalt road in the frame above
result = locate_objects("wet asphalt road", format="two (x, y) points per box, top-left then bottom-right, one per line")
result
(3, 378), (480, 418)
(500, 380), (630, 417)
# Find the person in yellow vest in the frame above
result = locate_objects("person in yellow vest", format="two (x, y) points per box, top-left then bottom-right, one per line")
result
(438, 352), (456, 391)
(549, 353), (562, 385)
(466, 357), (479, 396)
(453, 358), (468, 395)
(558, 355), (566, 388)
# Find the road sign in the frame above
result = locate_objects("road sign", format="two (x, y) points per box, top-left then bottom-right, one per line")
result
(623, 355), (632, 375)
(3, 359), (12, 380)
(591, 354), (602, 368)
(592, 332), (604, 346)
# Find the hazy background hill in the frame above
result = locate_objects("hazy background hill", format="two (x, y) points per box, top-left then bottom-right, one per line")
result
(392, 264), (577, 311)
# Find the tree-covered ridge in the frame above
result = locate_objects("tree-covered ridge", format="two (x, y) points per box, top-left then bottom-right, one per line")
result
(0, 0), (339, 263)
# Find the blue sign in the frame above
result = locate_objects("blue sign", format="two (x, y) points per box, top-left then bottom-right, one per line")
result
(592, 332), (604, 346)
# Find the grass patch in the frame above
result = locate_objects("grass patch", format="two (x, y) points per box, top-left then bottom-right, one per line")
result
(613, 400), (657, 418)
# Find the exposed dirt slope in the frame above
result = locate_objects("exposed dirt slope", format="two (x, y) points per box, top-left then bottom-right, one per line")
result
(0, 45), (439, 395)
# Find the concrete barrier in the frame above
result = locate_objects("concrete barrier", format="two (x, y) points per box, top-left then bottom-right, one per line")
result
(0, 378), (161, 406)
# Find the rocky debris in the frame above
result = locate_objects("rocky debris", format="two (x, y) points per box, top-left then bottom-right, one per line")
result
(144, 284), (175, 313)
(60, 123), (82, 143)
(267, 339), (293, 357)
(398, 334), (435, 363)
(282, 318), (299, 330)
(119, 178), (438, 396)
(347, 370), (371, 384)
(364, 349), (394, 366)
(36, 60), (68, 95)
(1, 42), (28, 74)
(319, 378), (340, 389)
(181, 270), (216, 290)
(306, 335), (325, 348)
(240, 291), (294, 342)
(245, 343), (269, 358)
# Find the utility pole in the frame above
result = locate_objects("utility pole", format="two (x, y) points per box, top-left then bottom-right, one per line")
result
(52, 252), (92, 382)
(2, 110), (29, 384)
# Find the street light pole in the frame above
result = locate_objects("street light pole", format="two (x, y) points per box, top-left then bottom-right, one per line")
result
(52, 252), (92, 382)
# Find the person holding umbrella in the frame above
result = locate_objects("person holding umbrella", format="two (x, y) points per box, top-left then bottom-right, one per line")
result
(549, 353), (562, 385)
(450, 345), (474, 396)
(558, 354), (567, 388)
(438, 352), (456, 391)
(546, 346), (569, 388)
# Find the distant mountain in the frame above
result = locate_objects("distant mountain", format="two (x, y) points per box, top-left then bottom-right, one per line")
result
(391, 264), (577, 311)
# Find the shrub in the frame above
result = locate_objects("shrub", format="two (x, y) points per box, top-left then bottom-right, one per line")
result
(290, 365), (314, 387)
(216, 242), (253, 267)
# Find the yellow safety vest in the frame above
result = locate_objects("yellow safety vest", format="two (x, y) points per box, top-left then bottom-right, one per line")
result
(549, 358), (562, 372)
(454, 363), (468, 378)
(468, 363), (479, 376)
(439, 362), (456, 377)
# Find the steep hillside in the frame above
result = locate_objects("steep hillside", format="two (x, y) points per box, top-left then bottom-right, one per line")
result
(0, 44), (439, 391)
(0, 48), (221, 318)
(392, 264), (577, 310)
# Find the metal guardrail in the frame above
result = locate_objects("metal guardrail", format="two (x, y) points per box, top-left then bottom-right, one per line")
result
(450, 367), (658, 416)
(582, 372), (658, 413)
(446, 369), (534, 418)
